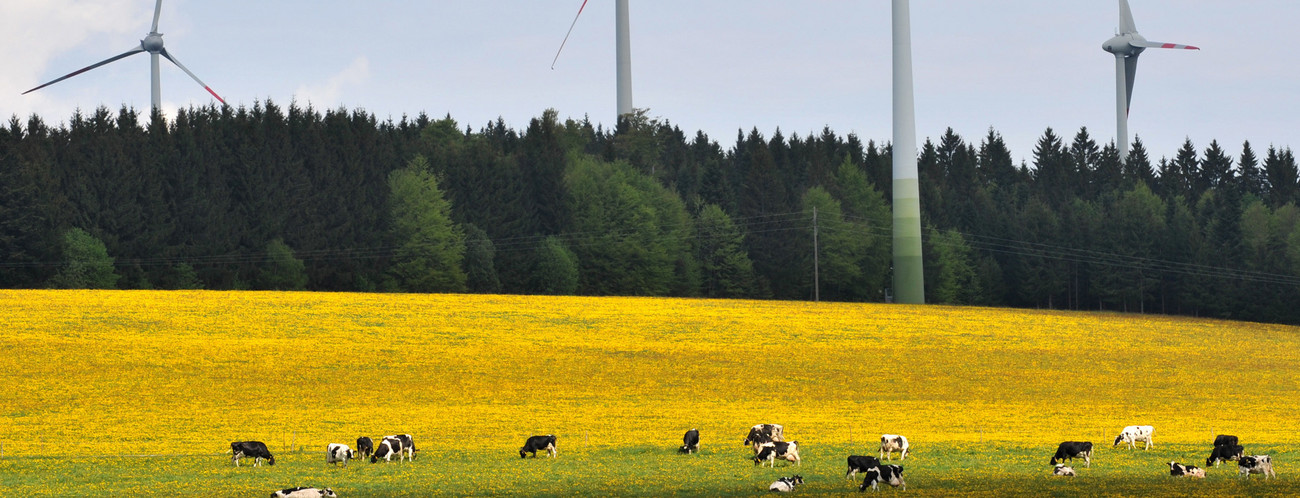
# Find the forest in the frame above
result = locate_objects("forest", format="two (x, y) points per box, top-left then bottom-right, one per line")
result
(2, 102), (1299, 323)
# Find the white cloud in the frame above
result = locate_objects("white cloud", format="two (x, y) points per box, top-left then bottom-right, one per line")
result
(293, 56), (370, 109)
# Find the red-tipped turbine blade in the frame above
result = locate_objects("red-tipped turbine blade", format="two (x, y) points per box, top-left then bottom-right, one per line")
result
(1133, 40), (1199, 50)
(23, 46), (146, 95)
(159, 48), (226, 105)
(551, 0), (590, 69)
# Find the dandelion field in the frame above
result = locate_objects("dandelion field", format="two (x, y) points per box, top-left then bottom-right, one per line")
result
(1, 290), (1298, 496)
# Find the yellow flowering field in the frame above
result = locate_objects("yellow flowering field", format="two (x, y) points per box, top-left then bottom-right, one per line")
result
(0, 289), (1297, 495)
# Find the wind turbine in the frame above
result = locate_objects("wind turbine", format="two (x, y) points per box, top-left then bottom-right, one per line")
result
(23, 0), (225, 114)
(552, 0), (634, 120)
(1101, 0), (1197, 163)
(892, 0), (923, 304)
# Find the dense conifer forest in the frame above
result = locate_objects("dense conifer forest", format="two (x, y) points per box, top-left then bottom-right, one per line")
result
(2, 102), (1298, 323)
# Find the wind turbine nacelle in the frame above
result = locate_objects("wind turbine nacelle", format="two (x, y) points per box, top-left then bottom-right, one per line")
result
(1102, 34), (1144, 57)
(142, 33), (165, 53)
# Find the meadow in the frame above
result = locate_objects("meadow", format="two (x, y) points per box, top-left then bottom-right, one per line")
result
(1, 289), (1298, 496)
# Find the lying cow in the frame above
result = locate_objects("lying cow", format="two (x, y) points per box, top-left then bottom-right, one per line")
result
(1213, 434), (1239, 448)
(1168, 461), (1206, 478)
(1238, 455), (1275, 479)
(1206, 444), (1244, 467)
(858, 464), (905, 492)
(1052, 464), (1076, 477)
(271, 487), (337, 498)
(846, 455), (882, 480)
(768, 475), (803, 493)
(229, 441), (275, 467)
(520, 435), (557, 458)
(744, 424), (785, 453)
(1050, 441), (1092, 468)
(356, 436), (374, 459)
(754, 441), (801, 468)
(371, 435), (414, 463)
(1113, 425), (1154, 450)
(326, 443), (355, 467)
(879, 434), (909, 461)
(680, 428), (700, 454)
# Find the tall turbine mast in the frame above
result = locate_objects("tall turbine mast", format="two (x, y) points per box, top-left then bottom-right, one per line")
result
(892, 0), (924, 304)
(553, 0), (634, 123)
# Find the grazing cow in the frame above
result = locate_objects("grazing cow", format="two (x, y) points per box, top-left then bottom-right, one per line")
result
(878, 434), (909, 461)
(1168, 461), (1206, 478)
(768, 475), (804, 493)
(858, 464), (905, 492)
(356, 436), (374, 459)
(679, 429), (700, 454)
(370, 436), (413, 463)
(326, 443), (355, 467)
(383, 434), (416, 460)
(1113, 425), (1154, 450)
(271, 487), (337, 498)
(1206, 444), (1244, 467)
(1238, 455), (1275, 479)
(1213, 434), (1239, 448)
(846, 455), (882, 480)
(744, 424), (785, 453)
(753, 441), (801, 468)
(229, 441), (275, 467)
(1049, 441), (1092, 468)
(519, 435), (557, 458)
(1052, 464), (1076, 477)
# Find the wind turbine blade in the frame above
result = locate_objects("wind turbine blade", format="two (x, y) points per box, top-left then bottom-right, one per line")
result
(1124, 54), (1139, 114)
(1119, 0), (1138, 34)
(1131, 40), (1199, 50)
(159, 48), (226, 105)
(22, 45), (146, 95)
(551, 0), (590, 69)
(151, 0), (163, 32)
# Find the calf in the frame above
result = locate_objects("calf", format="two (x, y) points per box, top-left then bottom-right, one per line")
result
(1206, 444), (1244, 467)
(520, 434), (557, 458)
(326, 443), (354, 467)
(356, 436), (374, 459)
(858, 464), (905, 492)
(1049, 441), (1092, 468)
(878, 434), (909, 461)
(1052, 464), (1076, 477)
(846, 455), (882, 480)
(229, 441), (275, 467)
(744, 424), (785, 453)
(1113, 425), (1154, 450)
(753, 441), (801, 468)
(1238, 455), (1275, 479)
(679, 428), (700, 454)
(768, 475), (803, 493)
(271, 487), (337, 498)
(1168, 461), (1206, 478)
(1213, 434), (1239, 448)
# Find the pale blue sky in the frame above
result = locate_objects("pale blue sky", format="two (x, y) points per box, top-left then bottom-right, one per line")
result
(4, 1), (1297, 165)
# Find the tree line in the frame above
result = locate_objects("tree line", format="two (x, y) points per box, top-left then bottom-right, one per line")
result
(1, 102), (1298, 323)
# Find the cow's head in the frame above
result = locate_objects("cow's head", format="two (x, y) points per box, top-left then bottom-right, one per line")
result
(790, 475), (803, 485)
(267, 455), (275, 466)
(1113, 435), (1124, 447)
(321, 489), (338, 498)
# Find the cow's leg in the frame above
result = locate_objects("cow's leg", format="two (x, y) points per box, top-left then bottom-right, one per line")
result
(1084, 452), (1091, 468)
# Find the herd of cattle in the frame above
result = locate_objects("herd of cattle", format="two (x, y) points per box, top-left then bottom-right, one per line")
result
(230, 423), (1278, 495)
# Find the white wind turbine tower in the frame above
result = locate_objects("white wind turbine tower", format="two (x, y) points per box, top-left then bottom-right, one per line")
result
(23, 0), (225, 114)
(892, 0), (924, 304)
(552, 0), (634, 120)
(1102, 0), (1198, 163)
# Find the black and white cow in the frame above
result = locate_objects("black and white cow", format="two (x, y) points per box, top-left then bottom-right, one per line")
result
(519, 435), (557, 458)
(1213, 434), (1239, 448)
(1168, 461), (1206, 478)
(326, 443), (355, 467)
(768, 475), (804, 493)
(1052, 464), (1076, 476)
(1113, 425), (1154, 450)
(384, 434), (416, 460)
(1238, 455), (1276, 479)
(753, 441), (801, 468)
(878, 434), (909, 460)
(679, 429), (700, 454)
(1206, 444), (1244, 467)
(370, 435), (414, 463)
(271, 487), (337, 498)
(1049, 441), (1092, 468)
(846, 455), (882, 480)
(356, 436), (374, 459)
(858, 464), (905, 492)
(230, 441), (275, 467)
(744, 424), (785, 453)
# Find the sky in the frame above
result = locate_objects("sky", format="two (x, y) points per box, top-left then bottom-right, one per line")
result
(3, 0), (1298, 165)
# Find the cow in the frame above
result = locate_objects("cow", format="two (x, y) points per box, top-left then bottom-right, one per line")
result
(229, 441), (275, 467)
(1238, 455), (1275, 479)
(1206, 444), (1244, 467)
(744, 424), (785, 453)
(846, 455), (882, 480)
(679, 429), (700, 454)
(1113, 425), (1154, 450)
(768, 475), (804, 493)
(271, 487), (337, 498)
(1168, 461), (1206, 478)
(878, 434), (909, 461)
(753, 441), (801, 468)
(858, 464), (905, 492)
(356, 436), (374, 459)
(370, 435), (413, 463)
(1050, 441), (1092, 468)
(519, 435), (557, 458)
(1213, 434), (1239, 448)
(383, 434), (416, 460)
(1052, 464), (1076, 477)
(326, 443), (355, 467)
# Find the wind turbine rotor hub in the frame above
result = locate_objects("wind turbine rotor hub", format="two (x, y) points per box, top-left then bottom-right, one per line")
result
(1102, 34), (1143, 57)
(142, 33), (164, 53)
